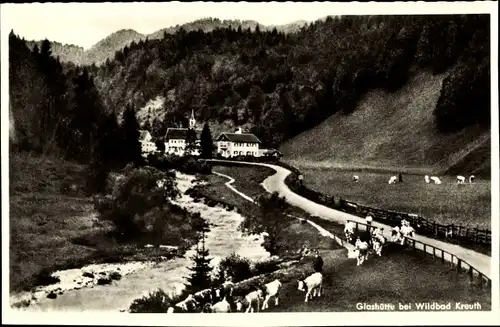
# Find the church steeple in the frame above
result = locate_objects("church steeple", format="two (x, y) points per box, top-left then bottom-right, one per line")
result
(189, 109), (196, 129)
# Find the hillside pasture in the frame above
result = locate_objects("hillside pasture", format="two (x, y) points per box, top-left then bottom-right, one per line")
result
(264, 245), (491, 312)
(296, 167), (491, 230)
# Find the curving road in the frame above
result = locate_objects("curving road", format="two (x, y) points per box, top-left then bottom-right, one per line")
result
(207, 159), (491, 279)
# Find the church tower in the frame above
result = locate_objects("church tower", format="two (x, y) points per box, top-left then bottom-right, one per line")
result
(189, 109), (196, 129)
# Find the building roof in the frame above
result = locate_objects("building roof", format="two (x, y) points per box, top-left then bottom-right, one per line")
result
(166, 128), (203, 140)
(216, 132), (262, 143)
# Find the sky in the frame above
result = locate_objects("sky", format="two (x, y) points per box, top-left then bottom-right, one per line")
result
(2, 2), (346, 49)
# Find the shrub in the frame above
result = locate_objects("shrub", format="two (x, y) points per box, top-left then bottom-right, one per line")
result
(129, 289), (178, 313)
(214, 253), (253, 284)
(35, 268), (60, 286)
(253, 259), (280, 276)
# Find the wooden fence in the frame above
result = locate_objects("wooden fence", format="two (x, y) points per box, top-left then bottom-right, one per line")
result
(339, 199), (491, 247)
(347, 220), (491, 289)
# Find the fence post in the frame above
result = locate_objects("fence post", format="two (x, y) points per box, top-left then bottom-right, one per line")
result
(451, 223), (454, 238)
(468, 266), (473, 282)
(458, 225), (462, 237)
(423, 243), (426, 255)
(456, 259), (461, 273)
(441, 250), (444, 263)
(475, 226), (479, 243)
(433, 247), (436, 258)
(434, 223), (438, 236)
(412, 239), (416, 251)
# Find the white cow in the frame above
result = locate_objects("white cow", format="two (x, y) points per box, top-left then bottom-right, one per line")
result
(372, 233), (386, 256)
(352, 175), (359, 182)
(354, 238), (369, 266)
(344, 221), (356, 242)
(168, 294), (198, 313)
(391, 226), (402, 242)
(457, 175), (466, 184)
(260, 279), (282, 310)
(425, 175), (430, 184)
(388, 176), (398, 184)
(430, 176), (442, 184)
(297, 272), (323, 303)
(469, 175), (475, 183)
(400, 225), (415, 245)
(236, 289), (263, 313)
(211, 297), (231, 313)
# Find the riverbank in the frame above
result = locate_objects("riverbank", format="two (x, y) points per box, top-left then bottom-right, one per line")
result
(9, 153), (204, 296)
(10, 170), (270, 311)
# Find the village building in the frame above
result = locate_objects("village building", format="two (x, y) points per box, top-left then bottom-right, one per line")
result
(139, 129), (157, 157)
(165, 110), (202, 156)
(258, 148), (283, 159)
(216, 128), (261, 158)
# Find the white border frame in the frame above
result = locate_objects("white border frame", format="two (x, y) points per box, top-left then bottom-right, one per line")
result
(1, 1), (499, 326)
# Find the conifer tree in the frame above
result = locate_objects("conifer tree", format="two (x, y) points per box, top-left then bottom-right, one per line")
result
(121, 104), (144, 166)
(200, 122), (214, 159)
(185, 219), (212, 294)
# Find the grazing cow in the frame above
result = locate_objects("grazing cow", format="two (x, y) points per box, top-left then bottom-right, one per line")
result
(425, 175), (430, 184)
(354, 238), (369, 266)
(170, 294), (198, 313)
(469, 175), (475, 184)
(193, 289), (213, 307)
(235, 289), (264, 313)
(388, 176), (397, 184)
(430, 176), (442, 184)
(344, 221), (356, 243)
(352, 175), (359, 182)
(353, 229), (372, 247)
(400, 224), (415, 245)
(211, 296), (231, 313)
(260, 279), (282, 310)
(372, 233), (386, 257)
(457, 175), (466, 184)
(213, 281), (234, 303)
(297, 272), (323, 303)
(391, 226), (402, 242)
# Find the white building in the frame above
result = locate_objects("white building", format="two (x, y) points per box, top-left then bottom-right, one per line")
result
(165, 110), (202, 156)
(139, 130), (157, 156)
(216, 128), (261, 158)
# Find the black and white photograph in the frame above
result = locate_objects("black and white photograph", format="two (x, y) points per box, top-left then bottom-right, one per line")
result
(1, 1), (499, 325)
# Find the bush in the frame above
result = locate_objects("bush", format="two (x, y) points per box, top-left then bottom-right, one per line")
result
(214, 253), (253, 284)
(129, 289), (179, 313)
(34, 268), (60, 286)
(253, 259), (280, 276)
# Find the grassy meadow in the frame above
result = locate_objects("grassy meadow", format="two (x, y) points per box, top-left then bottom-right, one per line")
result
(295, 167), (491, 230)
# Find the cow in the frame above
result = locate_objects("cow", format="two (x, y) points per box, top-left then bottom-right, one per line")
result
(430, 176), (442, 184)
(352, 175), (359, 182)
(344, 221), (356, 243)
(260, 279), (282, 310)
(168, 294), (198, 313)
(297, 272), (323, 303)
(457, 175), (466, 184)
(469, 175), (475, 184)
(210, 296), (231, 313)
(388, 176), (397, 184)
(235, 289), (263, 313)
(354, 238), (369, 266)
(425, 175), (430, 184)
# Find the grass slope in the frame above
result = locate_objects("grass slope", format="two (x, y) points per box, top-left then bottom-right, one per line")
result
(9, 153), (95, 292)
(204, 165), (490, 312)
(297, 169), (491, 230)
(281, 70), (491, 176)
(267, 245), (491, 312)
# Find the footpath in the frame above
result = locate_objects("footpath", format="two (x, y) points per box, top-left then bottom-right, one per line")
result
(208, 159), (491, 279)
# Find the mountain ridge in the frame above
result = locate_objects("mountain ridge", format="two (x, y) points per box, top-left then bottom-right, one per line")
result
(24, 18), (311, 66)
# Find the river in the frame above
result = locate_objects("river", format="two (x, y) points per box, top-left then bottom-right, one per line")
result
(11, 172), (269, 312)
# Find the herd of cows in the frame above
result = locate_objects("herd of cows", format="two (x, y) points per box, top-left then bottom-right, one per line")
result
(352, 174), (476, 185)
(165, 275), (322, 313)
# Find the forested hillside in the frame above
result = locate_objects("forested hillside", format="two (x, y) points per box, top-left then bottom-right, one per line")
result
(85, 14), (490, 150)
(10, 15), (491, 167)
